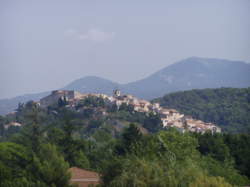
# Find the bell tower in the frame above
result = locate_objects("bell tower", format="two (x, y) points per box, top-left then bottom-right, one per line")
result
(113, 89), (121, 97)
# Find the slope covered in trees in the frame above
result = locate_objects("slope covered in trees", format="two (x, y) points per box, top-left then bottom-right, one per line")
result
(153, 88), (250, 133)
(0, 96), (249, 186)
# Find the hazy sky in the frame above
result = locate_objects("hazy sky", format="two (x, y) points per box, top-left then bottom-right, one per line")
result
(0, 0), (249, 99)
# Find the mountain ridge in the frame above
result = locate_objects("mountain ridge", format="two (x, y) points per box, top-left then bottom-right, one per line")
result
(1, 57), (250, 115)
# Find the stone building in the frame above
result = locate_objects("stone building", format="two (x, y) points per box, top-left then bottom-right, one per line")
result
(40, 90), (83, 107)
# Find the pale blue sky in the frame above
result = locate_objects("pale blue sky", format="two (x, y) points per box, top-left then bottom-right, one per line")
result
(0, 0), (249, 99)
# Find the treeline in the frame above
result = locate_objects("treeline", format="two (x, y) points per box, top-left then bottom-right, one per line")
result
(0, 97), (249, 186)
(153, 87), (250, 133)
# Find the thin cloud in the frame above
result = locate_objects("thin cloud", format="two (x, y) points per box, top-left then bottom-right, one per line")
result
(64, 28), (115, 42)
(64, 29), (78, 37)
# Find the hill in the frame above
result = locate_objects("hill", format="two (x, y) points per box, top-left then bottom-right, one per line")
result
(1, 57), (250, 115)
(0, 92), (49, 115)
(124, 57), (250, 99)
(0, 93), (161, 140)
(153, 88), (250, 133)
(63, 76), (119, 95)
(0, 76), (119, 115)
(1, 92), (250, 185)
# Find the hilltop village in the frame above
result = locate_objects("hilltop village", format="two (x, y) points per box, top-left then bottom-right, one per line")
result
(39, 90), (221, 133)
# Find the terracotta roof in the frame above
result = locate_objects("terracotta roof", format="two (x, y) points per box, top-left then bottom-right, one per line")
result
(8, 122), (22, 126)
(69, 167), (100, 187)
(70, 167), (99, 179)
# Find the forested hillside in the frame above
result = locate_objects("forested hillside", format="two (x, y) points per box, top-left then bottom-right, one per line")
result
(0, 97), (250, 186)
(153, 88), (250, 133)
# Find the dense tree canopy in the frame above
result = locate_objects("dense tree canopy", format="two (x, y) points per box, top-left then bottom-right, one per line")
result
(0, 94), (249, 186)
(153, 87), (250, 133)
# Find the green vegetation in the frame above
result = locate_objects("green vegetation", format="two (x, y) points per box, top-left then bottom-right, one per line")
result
(0, 142), (71, 186)
(0, 95), (249, 186)
(153, 87), (250, 133)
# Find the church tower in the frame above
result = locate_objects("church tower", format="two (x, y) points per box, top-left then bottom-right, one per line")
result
(113, 89), (121, 97)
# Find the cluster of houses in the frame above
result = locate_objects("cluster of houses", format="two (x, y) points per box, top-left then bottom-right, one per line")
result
(3, 121), (22, 130)
(111, 90), (221, 133)
(39, 89), (221, 134)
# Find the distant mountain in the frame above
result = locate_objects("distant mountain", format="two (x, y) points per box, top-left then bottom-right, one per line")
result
(0, 77), (119, 115)
(0, 76), (120, 115)
(63, 76), (119, 95)
(0, 92), (49, 115)
(0, 57), (250, 115)
(124, 57), (250, 99)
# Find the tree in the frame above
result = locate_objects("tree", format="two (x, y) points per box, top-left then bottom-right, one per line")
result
(189, 176), (233, 187)
(57, 117), (90, 169)
(21, 106), (44, 153)
(143, 112), (163, 133)
(223, 133), (250, 178)
(196, 133), (230, 162)
(115, 123), (142, 155)
(122, 123), (142, 147)
(0, 142), (46, 186)
(101, 130), (249, 186)
(119, 103), (134, 113)
(30, 144), (72, 187)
